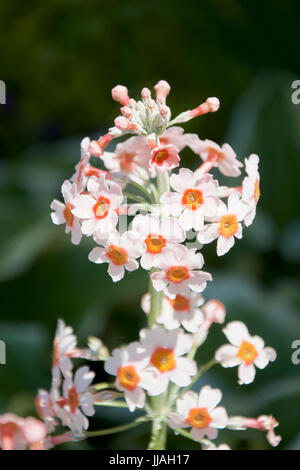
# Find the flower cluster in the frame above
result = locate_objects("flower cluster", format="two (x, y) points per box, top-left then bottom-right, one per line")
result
(0, 80), (279, 451)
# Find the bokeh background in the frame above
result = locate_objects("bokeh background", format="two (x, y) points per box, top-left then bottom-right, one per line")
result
(1, 0), (300, 450)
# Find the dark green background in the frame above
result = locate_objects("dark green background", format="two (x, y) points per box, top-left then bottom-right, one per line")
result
(0, 0), (300, 450)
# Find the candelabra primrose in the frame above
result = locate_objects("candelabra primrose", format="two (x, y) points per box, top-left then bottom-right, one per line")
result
(0, 81), (280, 450)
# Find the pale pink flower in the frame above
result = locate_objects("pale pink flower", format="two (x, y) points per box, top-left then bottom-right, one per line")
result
(21, 418), (48, 450)
(159, 126), (201, 153)
(168, 387), (228, 440)
(139, 326), (196, 395)
(197, 192), (247, 256)
(151, 245), (212, 299)
(0, 414), (47, 450)
(71, 137), (91, 192)
(228, 415), (281, 447)
(149, 144), (180, 173)
(215, 321), (276, 385)
(54, 366), (95, 434)
(132, 214), (185, 270)
(242, 154), (260, 227)
(195, 140), (243, 177)
(50, 180), (82, 245)
(160, 168), (220, 231)
(35, 389), (57, 433)
(104, 342), (155, 412)
(88, 230), (144, 282)
(72, 175), (122, 236)
(141, 292), (204, 333)
(52, 319), (77, 385)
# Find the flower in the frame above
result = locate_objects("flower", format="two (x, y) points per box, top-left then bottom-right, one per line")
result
(53, 366), (95, 434)
(141, 292), (204, 333)
(149, 144), (180, 173)
(71, 175), (122, 236)
(159, 126), (201, 153)
(228, 415), (281, 447)
(168, 386), (228, 440)
(160, 168), (220, 231)
(71, 137), (91, 192)
(138, 326), (197, 395)
(197, 192), (247, 256)
(151, 244), (212, 298)
(195, 140), (243, 177)
(0, 414), (47, 450)
(194, 299), (226, 347)
(104, 342), (155, 412)
(50, 180), (83, 245)
(88, 230), (144, 282)
(132, 214), (185, 270)
(215, 321), (276, 385)
(242, 154), (260, 227)
(52, 319), (77, 385)
(35, 389), (57, 432)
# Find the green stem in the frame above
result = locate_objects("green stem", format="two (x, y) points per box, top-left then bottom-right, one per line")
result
(94, 401), (128, 408)
(128, 179), (154, 203)
(179, 358), (217, 398)
(86, 417), (150, 438)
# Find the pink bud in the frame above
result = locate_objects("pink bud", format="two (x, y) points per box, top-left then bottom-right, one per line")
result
(120, 106), (132, 118)
(111, 85), (130, 106)
(154, 80), (171, 101)
(89, 133), (113, 157)
(141, 87), (151, 100)
(114, 116), (137, 131)
(159, 104), (169, 119)
(148, 99), (156, 110)
(206, 97), (220, 112)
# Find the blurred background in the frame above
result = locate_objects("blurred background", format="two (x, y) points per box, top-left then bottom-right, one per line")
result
(0, 0), (300, 450)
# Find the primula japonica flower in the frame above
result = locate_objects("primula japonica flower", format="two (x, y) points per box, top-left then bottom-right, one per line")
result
(242, 154), (260, 227)
(72, 175), (122, 237)
(132, 214), (185, 270)
(138, 326), (197, 395)
(50, 180), (82, 245)
(52, 319), (77, 385)
(0, 414), (47, 450)
(71, 137), (91, 192)
(197, 192), (247, 256)
(228, 415), (281, 447)
(104, 342), (155, 412)
(141, 292), (204, 333)
(215, 321), (276, 385)
(36, 389), (57, 433)
(151, 244), (212, 298)
(159, 126), (201, 153)
(54, 366), (95, 434)
(195, 140), (243, 177)
(89, 230), (144, 282)
(168, 387), (228, 441)
(149, 144), (180, 174)
(160, 168), (220, 231)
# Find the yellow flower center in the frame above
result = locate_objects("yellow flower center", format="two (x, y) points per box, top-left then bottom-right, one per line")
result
(118, 365), (140, 391)
(94, 196), (110, 219)
(106, 245), (128, 266)
(151, 347), (176, 373)
(218, 214), (238, 238)
(167, 295), (190, 311)
(237, 340), (258, 365)
(166, 266), (190, 284)
(182, 188), (204, 210)
(186, 407), (212, 429)
(145, 234), (167, 254)
(254, 179), (260, 203)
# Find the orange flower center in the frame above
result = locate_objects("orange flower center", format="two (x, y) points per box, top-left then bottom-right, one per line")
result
(254, 179), (260, 203)
(118, 365), (140, 391)
(151, 347), (176, 373)
(106, 245), (128, 266)
(68, 386), (79, 413)
(120, 152), (135, 172)
(145, 234), (167, 254)
(207, 147), (225, 161)
(218, 214), (238, 238)
(237, 340), (258, 365)
(64, 202), (74, 227)
(166, 266), (190, 284)
(167, 295), (190, 311)
(186, 407), (212, 429)
(154, 150), (169, 165)
(182, 188), (204, 210)
(94, 196), (110, 219)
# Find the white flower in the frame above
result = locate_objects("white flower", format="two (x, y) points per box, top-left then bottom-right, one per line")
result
(35, 389), (57, 433)
(141, 292), (204, 333)
(132, 214), (185, 270)
(71, 175), (122, 236)
(151, 245), (212, 299)
(168, 386), (228, 440)
(242, 154), (260, 227)
(138, 326), (197, 395)
(88, 230), (144, 282)
(52, 319), (77, 385)
(215, 321), (276, 385)
(160, 168), (220, 231)
(197, 192), (247, 256)
(195, 139), (243, 177)
(104, 342), (155, 412)
(53, 366), (95, 434)
(50, 180), (83, 245)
